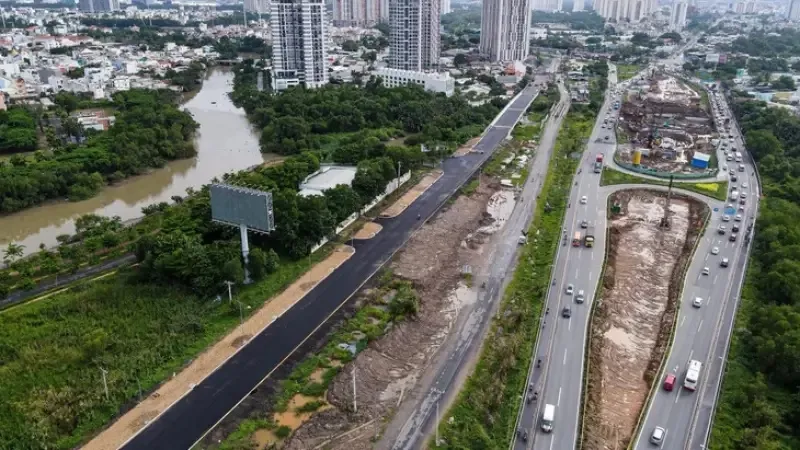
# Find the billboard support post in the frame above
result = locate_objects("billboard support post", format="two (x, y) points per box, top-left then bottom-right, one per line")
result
(240, 224), (251, 284)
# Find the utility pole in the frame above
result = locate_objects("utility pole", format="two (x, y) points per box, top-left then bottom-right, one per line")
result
(100, 367), (109, 401)
(224, 280), (234, 303)
(237, 301), (244, 325)
(352, 365), (357, 413)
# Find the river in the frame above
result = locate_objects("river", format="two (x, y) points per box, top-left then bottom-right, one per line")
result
(0, 68), (273, 257)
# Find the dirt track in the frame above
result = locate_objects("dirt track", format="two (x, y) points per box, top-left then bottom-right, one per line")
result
(280, 177), (503, 450)
(582, 189), (707, 450)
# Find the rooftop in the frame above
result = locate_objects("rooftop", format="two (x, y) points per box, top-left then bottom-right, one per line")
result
(299, 165), (358, 197)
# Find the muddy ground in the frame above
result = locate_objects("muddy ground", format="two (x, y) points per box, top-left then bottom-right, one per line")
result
(280, 176), (503, 450)
(582, 189), (708, 450)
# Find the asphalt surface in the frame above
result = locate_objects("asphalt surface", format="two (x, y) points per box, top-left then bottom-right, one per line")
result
(385, 69), (568, 450)
(512, 64), (623, 450)
(632, 86), (759, 450)
(118, 85), (544, 450)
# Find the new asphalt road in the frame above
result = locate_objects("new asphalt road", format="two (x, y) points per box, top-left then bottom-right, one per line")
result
(387, 74), (569, 450)
(118, 85), (544, 450)
(632, 86), (760, 450)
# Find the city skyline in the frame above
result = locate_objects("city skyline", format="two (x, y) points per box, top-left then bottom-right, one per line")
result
(479, 0), (532, 62)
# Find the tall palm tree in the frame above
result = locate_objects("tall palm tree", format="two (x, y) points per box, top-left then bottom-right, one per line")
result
(3, 243), (25, 266)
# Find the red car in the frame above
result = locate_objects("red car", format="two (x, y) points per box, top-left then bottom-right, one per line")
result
(663, 373), (676, 391)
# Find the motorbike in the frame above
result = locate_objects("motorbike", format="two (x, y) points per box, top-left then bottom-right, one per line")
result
(537, 359), (542, 368)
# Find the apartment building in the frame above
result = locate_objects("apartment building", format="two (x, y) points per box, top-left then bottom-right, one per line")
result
(332, 0), (389, 27)
(480, 0), (532, 62)
(387, 0), (440, 71)
(270, 0), (329, 91)
(78, 0), (119, 13)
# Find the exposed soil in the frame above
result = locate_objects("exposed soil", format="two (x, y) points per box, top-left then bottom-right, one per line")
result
(452, 136), (482, 157)
(354, 222), (382, 239)
(276, 176), (504, 450)
(82, 246), (355, 450)
(381, 171), (443, 218)
(582, 189), (708, 450)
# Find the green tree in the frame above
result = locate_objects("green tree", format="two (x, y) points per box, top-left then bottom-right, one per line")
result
(3, 243), (25, 265)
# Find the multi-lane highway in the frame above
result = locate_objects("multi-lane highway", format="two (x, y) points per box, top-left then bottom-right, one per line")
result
(513, 59), (757, 450)
(109, 85), (545, 450)
(632, 86), (759, 450)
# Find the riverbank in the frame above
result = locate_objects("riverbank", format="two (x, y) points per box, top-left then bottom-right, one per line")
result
(0, 68), (272, 258)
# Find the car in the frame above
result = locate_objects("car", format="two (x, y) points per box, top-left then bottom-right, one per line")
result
(729, 169), (735, 175)
(650, 426), (666, 445)
(735, 214), (742, 222)
(739, 205), (745, 213)
(742, 182), (749, 189)
(722, 215), (731, 222)
(601, 124), (606, 128)
(566, 284), (574, 295)
(663, 373), (676, 391)
(581, 220), (588, 228)
(604, 135), (610, 140)
(702, 267), (710, 275)
(576, 290), (585, 303)
(580, 196), (588, 204)
(740, 192), (747, 200)
(711, 246), (720, 255)
(562, 307), (572, 318)
(721, 257), (729, 267)
(731, 175), (737, 182)
(718, 225), (727, 235)
(740, 198), (746, 205)
(732, 224), (740, 233)
(730, 233), (738, 242)
(693, 297), (703, 308)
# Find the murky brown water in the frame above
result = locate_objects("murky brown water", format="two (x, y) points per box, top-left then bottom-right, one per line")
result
(0, 68), (273, 256)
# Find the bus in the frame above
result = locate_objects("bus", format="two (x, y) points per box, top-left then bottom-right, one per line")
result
(572, 231), (582, 247)
(684, 360), (703, 391)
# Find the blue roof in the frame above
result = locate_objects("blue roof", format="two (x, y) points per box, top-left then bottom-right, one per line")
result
(692, 152), (711, 162)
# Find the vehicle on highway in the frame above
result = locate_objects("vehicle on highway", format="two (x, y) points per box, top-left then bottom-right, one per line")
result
(730, 233), (738, 242)
(729, 190), (739, 201)
(722, 214), (731, 222)
(693, 296), (703, 308)
(742, 181), (749, 189)
(684, 359), (703, 391)
(580, 195), (588, 204)
(566, 284), (574, 295)
(740, 198), (746, 205)
(518, 235), (528, 245)
(721, 257), (730, 267)
(576, 290), (585, 303)
(663, 373), (676, 391)
(650, 426), (666, 445)
(731, 175), (737, 182)
(541, 404), (555, 432)
(584, 226), (596, 247)
(732, 223), (740, 233)
(562, 307), (572, 318)
(739, 164), (746, 172)
(702, 267), (710, 275)
(581, 220), (588, 228)
(572, 231), (582, 247)
(711, 246), (720, 255)
(604, 135), (610, 140)
(718, 225), (727, 235)
(735, 214), (743, 222)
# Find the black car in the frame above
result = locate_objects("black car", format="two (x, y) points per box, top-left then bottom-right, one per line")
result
(562, 307), (572, 318)
(731, 175), (738, 182)
(730, 233), (737, 242)
(732, 224), (740, 233)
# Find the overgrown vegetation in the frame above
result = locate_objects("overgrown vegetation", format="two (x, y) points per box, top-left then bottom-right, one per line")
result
(710, 96), (800, 450)
(0, 107), (38, 154)
(600, 167), (728, 201)
(435, 101), (597, 449)
(616, 64), (642, 82)
(214, 275), (420, 448)
(0, 89), (198, 213)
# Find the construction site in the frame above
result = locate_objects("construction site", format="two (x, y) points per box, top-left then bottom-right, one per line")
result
(614, 74), (719, 176)
(582, 189), (708, 449)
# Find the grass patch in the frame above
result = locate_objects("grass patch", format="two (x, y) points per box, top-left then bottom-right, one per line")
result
(600, 167), (729, 201)
(214, 275), (420, 446)
(433, 107), (592, 448)
(0, 246), (333, 450)
(616, 64), (641, 82)
(460, 179), (480, 197)
(216, 418), (276, 450)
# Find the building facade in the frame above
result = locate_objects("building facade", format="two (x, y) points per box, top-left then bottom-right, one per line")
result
(790, 0), (800, 20)
(387, 0), (440, 71)
(670, 0), (688, 31)
(332, 0), (389, 27)
(245, 0), (270, 14)
(479, 0), (532, 62)
(270, 0), (329, 91)
(594, 0), (656, 22)
(78, 0), (119, 13)
(573, 0), (584, 11)
(375, 68), (454, 95)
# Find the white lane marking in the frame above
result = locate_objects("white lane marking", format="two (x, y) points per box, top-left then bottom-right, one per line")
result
(589, 271), (593, 280)
(591, 251), (594, 261)
(697, 320), (704, 333)
(679, 315), (686, 328)
(674, 388), (681, 404)
(661, 429), (669, 449)
(557, 387), (562, 406)
(714, 274), (719, 285)
(688, 349), (694, 362)
(568, 316), (572, 331)
(564, 348), (568, 365)
(704, 254), (709, 261)
(575, 268), (579, 279)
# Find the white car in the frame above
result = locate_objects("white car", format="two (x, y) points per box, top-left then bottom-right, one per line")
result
(693, 297), (703, 308)
(711, 246), (720, 255)
(742, 182), (749, 189)
(702, 267), (710, 275)
(722, 215), (731, 222)
(650, 426), (666, 445)
(566, 284), (574, 295)
(735, 214), (742, 222)
(580, 196), (588, 204)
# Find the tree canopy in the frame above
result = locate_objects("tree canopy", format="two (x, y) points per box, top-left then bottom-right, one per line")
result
(0, 108), (38, 154)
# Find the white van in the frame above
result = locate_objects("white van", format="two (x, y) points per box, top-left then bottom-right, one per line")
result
(541, 404), (555, 433)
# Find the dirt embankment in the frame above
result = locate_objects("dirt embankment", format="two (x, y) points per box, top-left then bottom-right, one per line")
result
(582, 189), (708, 450)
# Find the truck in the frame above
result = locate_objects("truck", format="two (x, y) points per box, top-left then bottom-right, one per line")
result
(596, 153), (604, 163)
(735, 151), (743, 163)
(541, 404), (555, 433)
(572, 231), (582, 247)
(684, 359), (703, 391)
(584, 226), (596, 247)
(730, 190), (739, 201)
(594, 154), (604, 173)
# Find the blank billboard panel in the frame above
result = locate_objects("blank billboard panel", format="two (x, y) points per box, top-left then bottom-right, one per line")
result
(210, 184), (275, 233)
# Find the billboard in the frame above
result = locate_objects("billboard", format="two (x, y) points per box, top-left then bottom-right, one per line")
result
(210, 184), (275, 234)
(705, 53), (720, 64)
